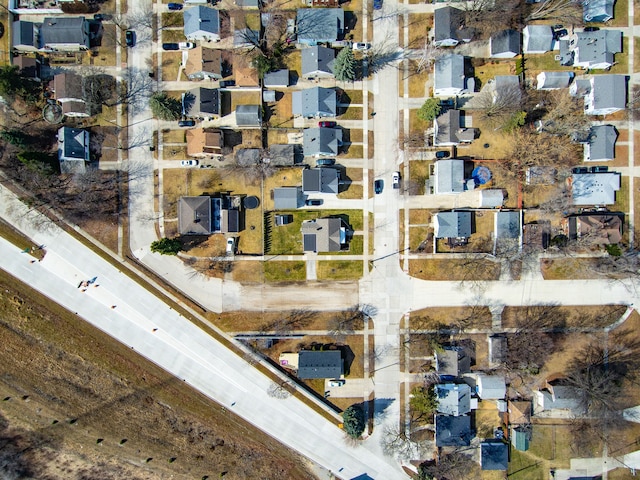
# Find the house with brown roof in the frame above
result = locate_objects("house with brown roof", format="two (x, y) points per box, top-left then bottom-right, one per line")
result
(562, 213), (623, 245)
(52, 72), (89, 118)
(234, 57), (260, 87)
(186, 128), (224, 158)
(508, 400), (531, 425)
(184, 47), (222, 81)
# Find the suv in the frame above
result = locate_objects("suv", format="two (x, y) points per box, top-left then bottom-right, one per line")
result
(226, 238), (235, 255)
(162, 43), (180, 50)
(392, 171), (401, 189)
(178, 119), (196, 127)
(374, 179), (383, 194)
(318, 121), (337, 128)
(305, 198), (323, 206)
(435, 150), (450, 159)
(316, 158), (336, 166)
(125, 30), (135, 47)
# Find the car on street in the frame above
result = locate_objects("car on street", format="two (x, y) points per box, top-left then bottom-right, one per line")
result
(162, 43), (180, 50)
(180, 160), (198, 167)
(435, 150), (450, 159)
(305, 199), (323, 206)
(392, 171), (400, 189)
(179, 42), (195, 50)
(316, 158), (335, 166)
(125, 30), (135, 47)
(352, 42), (371, 51)
(374, 179), (383, 194)
(178, 119), (196, 127)
(318, 121), (337, 128)
(329, 379), (345, 387)
(373, 0), (382, 9)
(226, 237), (235, 255)
(168, 2), (183, 10)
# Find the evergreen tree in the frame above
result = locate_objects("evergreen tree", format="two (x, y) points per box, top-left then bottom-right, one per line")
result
(150, 237), (182, 255)
(149, 92), (182, 121)
(334, 47), (356, 82)
(416, 98), (441, 122)
(342, 405), (365, 439)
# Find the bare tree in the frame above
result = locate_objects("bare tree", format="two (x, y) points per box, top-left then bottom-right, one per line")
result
(467, 80), (524, 129)
(526, 0), (585, 24)
(329, 305), (368, 337)
(534, 90), (591, 138)
(415, 39), (444, 74)
(463, 0), (521, 35)
(627, 84), (640, 121)
(380, 424), (427, 461)
(260, 309), (317, 334)
(419, 450), (478, 480)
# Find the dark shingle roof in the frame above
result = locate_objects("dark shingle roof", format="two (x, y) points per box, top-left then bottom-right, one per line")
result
(40, 17), (88, 48)
(297, 350), (343, 378)
(435, 414), (471, 447)
(481, 442), (509, 470)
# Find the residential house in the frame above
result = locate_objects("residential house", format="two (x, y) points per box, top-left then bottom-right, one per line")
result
(186, 128), (224, 158)
(477, 190), (505, 208)
(12, 21), (38, 52)
(433, 211), (472, 239)
(264, 69), (290, 88)
(580, 75), (627, 115)
(508, 400), (532, 425)
(584, 125), (617, 161)
(297, 350), (343, 379)
(433, 6), (471, 47)
(490, 30), (521, 58)
(52, 73), (89, 118)
(236, 0), (261, 7)
(570, 170), (621, 205)
(273, 186), (304, 209)
(534, 378), (583, 417)
(559, 29), (622, 70)
(436, 383), (472, 416)
(435, 414), (471, 447)
(292, 87), (336, 118)
(432, 159), (465, 194)
(234, 57), (260, 87)
(184, 47), (222, 80)
(495, 211), (521, 239)
(184, 87), (221, 119)
(434, 54), (467, 97)
(40, 17), (89, 51)
(267, 144), (299, 166)
(523, 25), (554, 54)
(476, 375), (506, 400)
(583, 0), (616, 22)
(296, 8), (344, 45)
(511, 426), (530, 451)
(234, 28), (260, 48)
(303, 128), (342, 157)
(301, 217), (350, 253)
(480, 441), (508, 470)
(434, 110), (476, 146)
(13, 55), (40, 81)
(302, 167), (340, 194)
(184, 6), (221, 42)
(57, 127), (89, 174)
(435, 346), (470, 377)
(178, 194), (244, 235)
(562, 213), (623, 244)
(536, 71), (574, 90)
(235, 105), (262, 127)
(301, 46), (335, 79)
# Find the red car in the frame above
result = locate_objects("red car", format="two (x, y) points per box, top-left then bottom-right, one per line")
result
(318, 121), (337, 128)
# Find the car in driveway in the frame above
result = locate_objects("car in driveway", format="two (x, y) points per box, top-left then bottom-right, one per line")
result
(374, 179), (383, 194)
(178, 119), (196, 127)
(125, 30), (135, 47)
(179, 42), (195, 50)
(318, 121), (337, 128)
(226, 237), (235, 255)
(584, 26), (600, 32)
(435, 150), (450, 159)
(352, 42), (371, 51)
(392, 171), (400, 189)
(162, 43), (180, 50)
(180, 160), (198, 167)
(316, 158), (335, 166)
(329, 379), (345, 387)
(305, 199), (323, 206)
(572, 167), (589, 174)
(168, 2), (183, 10)
(219, 80), (235, 87)
(591, 166), (609, 173)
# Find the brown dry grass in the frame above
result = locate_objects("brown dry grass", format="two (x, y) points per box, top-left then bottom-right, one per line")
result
(76, 218), (119, 253)
(502, 305), (628, 329)
(407, 14), (432, 50)
(540, 258), (604, 280)
(263, 167), (304, 210)
(409, 259), (501, 281)
(268, 91), (294, 127)
(230, 91), (262, 111)
(410, 306), (493, 329)
(214, 310), (341, 332)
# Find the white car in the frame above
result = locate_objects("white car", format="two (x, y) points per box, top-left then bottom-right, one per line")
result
(352, 42), (371, 51)
(226, 237), (235, 255)
(178, 42), (195, 50)
(180, 159), (198, 167)
(392, 171), (401, 189)
(329, 379), (345, 387)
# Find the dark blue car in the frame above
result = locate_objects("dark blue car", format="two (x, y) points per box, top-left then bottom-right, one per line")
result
(168, 3), (183, 10)
(373, 0), (382, 9)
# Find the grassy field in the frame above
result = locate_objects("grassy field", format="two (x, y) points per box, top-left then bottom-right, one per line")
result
(502, 304), (628, 329)
(409, 258), (501, 281)
(317, 260), (363, 280)
(541, 257), (606, 280)
(263, 260), (306, 282)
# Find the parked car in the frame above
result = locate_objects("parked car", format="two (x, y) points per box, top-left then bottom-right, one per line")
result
(439, 98), (455, 108)
(374, 179), (383, 194)
(178, 42), (195, 50)
(162, 43), (180, 50)
(219, 80), (236, 87)
(316, 158), (336, 166)
(125, 30), (135, 47)
(572, 167), (589, 174)
(584, 26), (600, 32)
(435, 150), (450, 159)
(305, 199), (323, 206)
(318, 121), (337, 128)
(178, 119), (196, 127)
(329, 379), (345, 387)
(373, 0), (383, 9)
(392, 171), (400, 189)
(553, 29), (568, 39)
(226, 237), (235, 255)
(93, 13), (112, 21)
(553, 24), (564, 30)
(352, 42), (371, 51)
(168, 2), (183, 10)
(180, 160), (198, 167)
(591, 166), (609, 173)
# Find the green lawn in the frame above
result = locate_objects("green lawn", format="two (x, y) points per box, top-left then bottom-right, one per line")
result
(317, 260), (363, 280)
(508, 450), (545, 480)
(263, 261), (306, 282)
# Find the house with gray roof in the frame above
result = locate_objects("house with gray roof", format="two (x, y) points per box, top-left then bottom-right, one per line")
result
(264, 69), (290, 87)
(184, 6), (220, 41)
(434, 211), (472, 239)
(433, 6), (471, 47)
(12, 21), (38, 52)
(582, 75), (627, 115)
(477, 374), (506, 399)
(301, 46), (335, 79)
(301, 217), (350, 253)
(536, 71), (574, 90)
(583, 0), (616, 22)
(584, 125), (617, 161)
(185, 88), (221, 119)
(58, 127), (89, 174)
(178, 194), (244, 235)
(297, 350), (343, 378)
(534, 380), (582, 417)
(434, 110), (476, 146)
(435, 414), (471, 447)
(292, 87), (336, 118)
(433, 159), (465, 194)
(560, 29), (622, 70)
(490, 30), (520, 58)
(40, 17), (89, 51)
(296, 8), (344, 45)
(302, 167), (340, 193)
(436, 383), (472, 416)
(480, 442), (508, 471)
(234, 28), (260, 48)
(495, 211), (521, 239)
(434, 54), (466, 97)
(235, 105), (262, 127)
(523, 25), (554, 54)
(435, 346), (470, 377)
(273, 186), (303, 209)
(303, 128), (342, 157)
(571, 171), (621, 205)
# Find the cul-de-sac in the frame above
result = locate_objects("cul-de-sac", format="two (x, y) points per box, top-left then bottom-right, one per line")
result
(1, 0), (640, 478)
